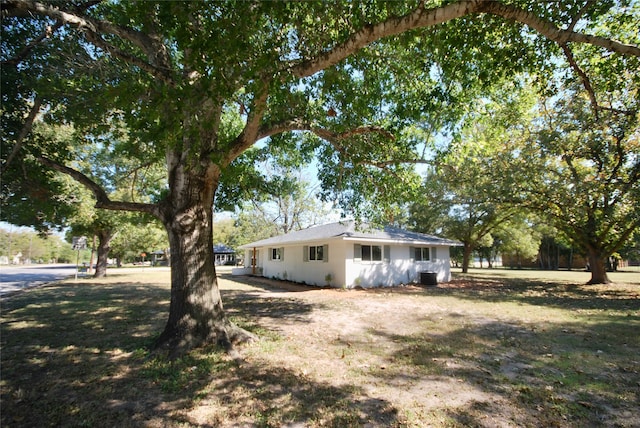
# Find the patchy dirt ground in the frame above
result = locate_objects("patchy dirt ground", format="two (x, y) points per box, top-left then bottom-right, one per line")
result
(177, 274), (640, 427)
(2, 271), (638, 427)
(239, 286), (514, 425)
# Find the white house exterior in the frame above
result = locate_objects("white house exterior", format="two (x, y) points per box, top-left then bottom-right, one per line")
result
(213, 244), (236, 265)
(233, 221), (460, 288)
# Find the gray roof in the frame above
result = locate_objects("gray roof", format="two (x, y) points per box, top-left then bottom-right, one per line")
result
(213, 244), (235, 254)
(239, 221), (461, 249)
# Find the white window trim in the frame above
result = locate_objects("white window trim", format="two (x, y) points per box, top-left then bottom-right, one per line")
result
(354, 244), (389, 264)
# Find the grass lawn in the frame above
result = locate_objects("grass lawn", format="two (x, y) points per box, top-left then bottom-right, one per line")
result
(452, 266), (640, 285)
(1, 268), (638, 427)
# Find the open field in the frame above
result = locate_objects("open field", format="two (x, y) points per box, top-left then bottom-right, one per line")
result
(1, 268), (639, 427)
(453, 267), (640, 284)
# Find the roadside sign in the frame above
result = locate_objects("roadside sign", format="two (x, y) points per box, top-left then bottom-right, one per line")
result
(72, 236), (88, 280)
(72, 236), (87, 250)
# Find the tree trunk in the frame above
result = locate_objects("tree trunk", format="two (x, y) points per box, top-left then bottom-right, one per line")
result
(93, 229), (114, 278)
(586, 246), (611, 285)
(461, 243), (473, 273)
(153, 163), (256, 357)
(568, 247), (573, 271)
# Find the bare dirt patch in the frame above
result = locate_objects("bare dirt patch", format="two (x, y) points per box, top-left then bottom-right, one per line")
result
(200, 274), (639, 427)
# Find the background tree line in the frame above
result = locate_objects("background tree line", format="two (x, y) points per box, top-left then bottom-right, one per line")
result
(0, 226), (74, 264)
(407, 78), (639, 283)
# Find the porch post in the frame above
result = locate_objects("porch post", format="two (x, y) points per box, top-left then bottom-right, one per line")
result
(252, 247), (256, 275)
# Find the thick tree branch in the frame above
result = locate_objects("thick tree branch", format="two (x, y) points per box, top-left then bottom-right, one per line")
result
(4, 0), (174, 85)
(2, 0), (99, 65)
(561, 43), (599, 117)
(477, 1), (640, 57)
(1, 95), (42, 175)
(290, 1), (479, 78)
(257, 119), (430, 169)
(290, 0), (640, 79)
(37, 156), (159, 216)
(7, 0), (639, 90)
(81, 30), (174, 86)
(225, 80), (271, 164)
(256, 118), (395, 142)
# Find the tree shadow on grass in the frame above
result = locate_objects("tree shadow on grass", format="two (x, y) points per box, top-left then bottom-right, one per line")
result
(1, 278), (399, 427)
(432, 276), (640, 313)
(223, 289), (318, 325)
(354, 314), (640, 427)
(1, 281), (172, 426)
(174, 359), (399, 427)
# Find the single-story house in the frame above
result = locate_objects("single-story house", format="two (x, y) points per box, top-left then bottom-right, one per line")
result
(214, 244), (237, 265)
(233, 221), (461, 288)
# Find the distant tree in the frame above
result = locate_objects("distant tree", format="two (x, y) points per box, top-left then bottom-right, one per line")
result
(410, 162), (514, 273)
(212, 217), (238, 248)
(0, 228), (44, 262)
(533, 223), (580, 271)
(618, 231), (640, 268)
(494, 217), (541, 269)
(109, 220), (168, 266)
(66, 203), (163, 276)
(407, 166), (450, 236)
(47, 235), (76, 263)
(0, 227), (72, 263)
(474, 233), (495, 268)
(410, 86), (528, 272)
(218, 137), (333, 245)
(513, 87), (640, 284)
(231, 177), (331, 245)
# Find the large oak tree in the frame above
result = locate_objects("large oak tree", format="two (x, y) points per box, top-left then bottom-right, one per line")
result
(2, 1), (639, 354)
(514, 87), (640, 284)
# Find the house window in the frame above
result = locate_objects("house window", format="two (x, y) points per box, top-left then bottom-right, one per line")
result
(303, 245), (328, 262)
(361, 244), (382, 262)
(309, 245), (324, 261)
(270, 247), (283, 261)
(413, 247), (430, 261)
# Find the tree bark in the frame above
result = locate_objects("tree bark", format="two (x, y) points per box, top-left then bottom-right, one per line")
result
(94, 229), (114, 278)
(461, 243), (473, 273)
(153, 161), (256, 357)
(586, 246), (611, 285)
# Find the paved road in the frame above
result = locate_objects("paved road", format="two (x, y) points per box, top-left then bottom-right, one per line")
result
(0, 264), (78, 297)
